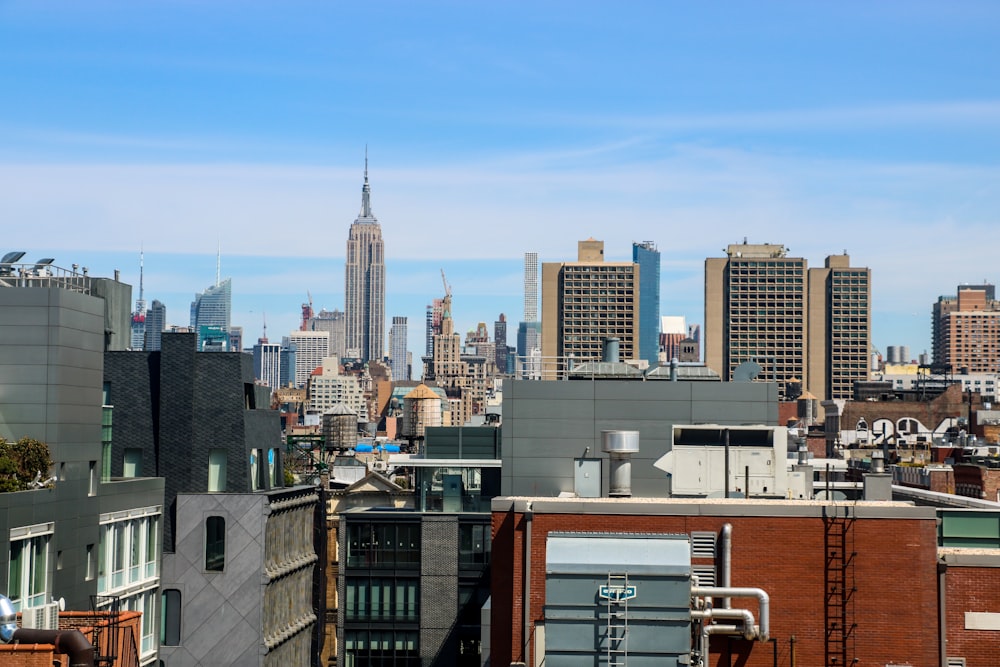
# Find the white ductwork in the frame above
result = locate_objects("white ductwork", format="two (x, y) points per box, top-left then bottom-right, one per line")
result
(720, 523), (732, 608)
(692, 586), (770, 641)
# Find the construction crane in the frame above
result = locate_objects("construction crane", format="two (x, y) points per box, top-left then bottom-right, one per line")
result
(440, 269), (452, 318)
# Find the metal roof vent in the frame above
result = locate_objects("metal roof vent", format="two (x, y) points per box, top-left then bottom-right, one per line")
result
(602, 430), (639, 497)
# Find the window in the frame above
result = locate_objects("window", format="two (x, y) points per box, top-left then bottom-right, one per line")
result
(208, 449), (227, 492)
(459, 524), (490, 566)
(268, 448), (278, 488)
(161, 589), (181, 646)
(98, 508), (160, 594)
(250, 449), (261, 491)
(8, 523), (53, 611)
(347, 522), (420, 568)
(206, 516), (225, 571)
(123, 449), (142, 477)
(345, 577), (418, 621)
(344, 630), (418, 667)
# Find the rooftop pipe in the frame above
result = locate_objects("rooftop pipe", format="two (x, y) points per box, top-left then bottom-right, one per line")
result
(0, 595), (95, 667)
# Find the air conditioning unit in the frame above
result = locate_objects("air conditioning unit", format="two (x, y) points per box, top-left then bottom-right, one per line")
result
(372, 460), (388, 472)
(21, 602), (60, 630)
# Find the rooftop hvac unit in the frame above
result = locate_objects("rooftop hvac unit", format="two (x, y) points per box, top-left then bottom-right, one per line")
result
(21, 602), (60, 630)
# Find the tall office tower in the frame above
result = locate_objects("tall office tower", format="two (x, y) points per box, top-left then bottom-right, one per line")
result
(524, 251), (539, 321)
(130, 250), (147, 350)
(541, 239), (639, 376)
(253, 336), (282, 390)
(519, 252), (541, 377)
(633, 241), (660, 368)
(144, 299), (166, 351)
(705, 243), (870, 402)
(495, 313), (508, 374)
(190, 277), (232, 351)
(279, 340), (297, 389)
(390, 316), (409, 381)
(808, 255), (871, 400)
(932, 283), (1000, 373)
(344, 155), (385, 363)
(290, 330), (330, 388)
(309, 308), (347, 362)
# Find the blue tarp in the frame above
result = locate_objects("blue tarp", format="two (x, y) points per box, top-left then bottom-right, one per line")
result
(355, 443), (373, 452)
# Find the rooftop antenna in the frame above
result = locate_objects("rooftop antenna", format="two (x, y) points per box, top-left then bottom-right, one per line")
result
(139, 246), (145, 302)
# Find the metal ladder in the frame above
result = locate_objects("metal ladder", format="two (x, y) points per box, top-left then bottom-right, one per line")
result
(605, 572), (630, 667)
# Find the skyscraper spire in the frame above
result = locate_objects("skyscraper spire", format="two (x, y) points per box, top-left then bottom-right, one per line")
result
(139, 246), (144, 303)
(360, 146), (373, 219)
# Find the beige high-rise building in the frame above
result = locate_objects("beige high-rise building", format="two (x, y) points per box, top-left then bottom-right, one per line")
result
(705, 242), (870, 402)
(345, 156), (385, 363)
(541, 239), (640, 377)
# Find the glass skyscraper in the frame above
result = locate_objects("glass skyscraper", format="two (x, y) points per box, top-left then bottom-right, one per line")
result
(190, 278), (231, 351)
(633, 241), (660, 368)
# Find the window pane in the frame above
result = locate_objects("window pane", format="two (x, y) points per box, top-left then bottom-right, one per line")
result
(208, 449), (227, 492)
(161, 589), (181, 646)
(205, 516), (225, 571)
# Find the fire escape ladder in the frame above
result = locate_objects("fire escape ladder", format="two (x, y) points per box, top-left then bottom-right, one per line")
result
(823, 505), (857, 667)
(604, 572), (630, 667)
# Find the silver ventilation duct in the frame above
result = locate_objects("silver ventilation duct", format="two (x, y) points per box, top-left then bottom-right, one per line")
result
(602, 430), (639, 497)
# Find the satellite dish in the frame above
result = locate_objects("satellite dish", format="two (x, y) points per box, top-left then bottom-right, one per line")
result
(733, 361), (762, 382)
(57, 597), (66, 611)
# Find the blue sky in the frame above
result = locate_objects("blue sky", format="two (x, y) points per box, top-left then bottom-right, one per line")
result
(2, 1), (999, 368)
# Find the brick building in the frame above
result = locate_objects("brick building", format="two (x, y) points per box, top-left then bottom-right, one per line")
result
(490, 498), (947, 667)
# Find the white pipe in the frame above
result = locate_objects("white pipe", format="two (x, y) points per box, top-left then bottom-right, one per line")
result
(721, 523), (733, 609)
(692, 586), (770, 641)
(691, 608), (758, 641)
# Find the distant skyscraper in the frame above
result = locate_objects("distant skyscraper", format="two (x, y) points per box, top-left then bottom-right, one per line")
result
(190, 277), (232, 351)
(279, 340), (297, 389)
(426, 298), (444, 356)
(519, 252), (541, 377)
(932, 283), (1000, 373)
(253, 335), (282, 391)
(704, 242), (870, 402)
(228, 326), (243, 353)
(130, 250), (146, 350)
(290, 330), (331, 388)
(309, 308), (347, 362)
(495, 314), (508, 374)
(633, 241), (660, 368)
(144, 300), (166, 351)
(541, 239), (639, 376)
(390, 316), (409, 381)
(345, 154), (385, 363)
(524, 251), (538, 321)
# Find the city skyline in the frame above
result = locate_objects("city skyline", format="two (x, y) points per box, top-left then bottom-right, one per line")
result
(3, 2), (999, 363)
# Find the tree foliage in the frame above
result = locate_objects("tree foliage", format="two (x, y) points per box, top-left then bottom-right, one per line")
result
(0, 437), (54, 492)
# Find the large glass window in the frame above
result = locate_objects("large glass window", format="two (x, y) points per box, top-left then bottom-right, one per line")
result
(344, 630), (419, 667)
(205, 516), (225, 571)
(459, 523), (490, 566)
(98, 508), (160, 594)
(347, 522), (420, 569)
(7, 524), (53, 611)
(345, 577), (418, 621)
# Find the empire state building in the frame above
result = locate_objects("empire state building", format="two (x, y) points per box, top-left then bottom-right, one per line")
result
(345, 157), (385, 363)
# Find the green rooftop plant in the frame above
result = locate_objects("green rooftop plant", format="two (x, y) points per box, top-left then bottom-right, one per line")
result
(0, 437), (54, 492)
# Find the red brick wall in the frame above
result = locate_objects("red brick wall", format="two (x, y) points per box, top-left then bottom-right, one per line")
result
(945, 565), (1000, 667)
(492, 509), (940, 667)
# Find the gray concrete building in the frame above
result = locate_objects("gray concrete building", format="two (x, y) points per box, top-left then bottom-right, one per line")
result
(0, 265), (165, 664)
(105, 332), (322, 667)
(501, 378), (778, 498)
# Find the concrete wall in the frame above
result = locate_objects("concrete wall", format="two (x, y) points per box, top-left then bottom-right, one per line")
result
(501, 379), (778, 498)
